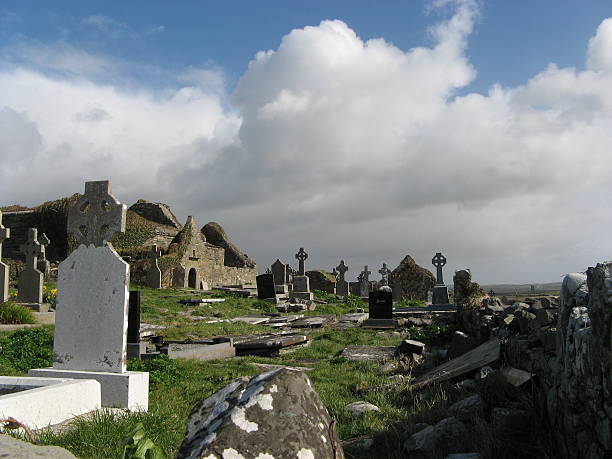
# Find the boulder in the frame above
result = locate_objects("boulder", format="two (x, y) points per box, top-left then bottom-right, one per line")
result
(388, 255), (435, 301)
(396, 339), (426, 356)
(0, 435), (76, 458)
(178, 368), (343, 459)
(346, 401), (380, 417)
(404, 416), (468, 456)
(448, 394), (484, 421)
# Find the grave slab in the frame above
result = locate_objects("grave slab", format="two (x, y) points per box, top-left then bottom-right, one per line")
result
(341, 345), (396, 362)
(0, 376), (101, 430)
(161, 342), (235, 361)
(29, 368), (148, 411)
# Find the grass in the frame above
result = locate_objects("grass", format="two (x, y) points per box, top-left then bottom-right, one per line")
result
(0, 302), (36, 324)
(0, 284), (555, 458)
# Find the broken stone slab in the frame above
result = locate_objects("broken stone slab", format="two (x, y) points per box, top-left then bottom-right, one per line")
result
(338, 312), (369, 324)
(230, 315), (270, 325)
(0, 434), (77, 458)
(411, 338), (500, 389)
(177, 368), (344, 459)
(290, 315), (335, 328)
(179, 298), (225, 304)
(341, 345), (396, 362)
(404, 416), (468, 456)
(234, 335), (308, 356)
(160, 342), (236, 361)
(346, 401), (380, 417)
(397, 339), (426, 356)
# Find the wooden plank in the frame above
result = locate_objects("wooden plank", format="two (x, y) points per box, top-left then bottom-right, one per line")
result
(411, 338), (500, 389)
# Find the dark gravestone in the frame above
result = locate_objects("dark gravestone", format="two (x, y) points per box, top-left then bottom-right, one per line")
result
(368, 290), (393, 319)
(127, 290), (141, 359)
(256, 273), (276, 300)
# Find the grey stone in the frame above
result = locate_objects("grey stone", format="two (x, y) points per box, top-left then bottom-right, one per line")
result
(145, 244), (162, 288)
(335, 259), (349, 296)
(17, 228), (44, 304)
(448, 394), (484, 421)
(404, 416), (467, 456)
(0, 210), (9, 303)
(379, 263), (391, 286)
(67, 180), (126, 247)
(271, 258), (287, 287)
(177, 368), (344, 459)
(0, 434), (77, 458)
(346, 401), (380, 417)
(397, 339), (426, 356)
(341, 345), (396, 361)
(291, 274), (313, 301)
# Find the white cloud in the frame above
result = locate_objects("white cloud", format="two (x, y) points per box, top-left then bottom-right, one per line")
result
(1, 0), (611, 283)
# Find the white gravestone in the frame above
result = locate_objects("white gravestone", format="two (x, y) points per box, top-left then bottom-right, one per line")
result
(0, 211), (9, 303)
(30, 180), (148, 411)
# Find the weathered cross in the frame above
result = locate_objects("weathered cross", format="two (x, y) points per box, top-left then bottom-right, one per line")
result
(0, 211), (9, 259)
(295, 247), (308, 275)
(68, 180), (126, 248)
(432, 252), (447, 284)
(336, 260), (348, 282)
(379, 263), (391, 286)
(20, 228), (43, 270)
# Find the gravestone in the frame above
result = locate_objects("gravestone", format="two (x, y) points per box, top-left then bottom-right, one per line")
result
(358, 265), (371, 297)
(256, 273), (276, 300)
(379, 263), (391, 287)
(30, 180), (148, 411)
(17, 228), (44, 304)
(431, 252), (450, 305)
(146, 244), (162, 288)
(362, 289), (395, 328)
(336, 260), (349, 296)
(0, 211), (9, 303)
(292, 247), (313, 300)
(127, 291), (142, 359)
(37, 233), (51, 277)
(271, 259), (288, 294)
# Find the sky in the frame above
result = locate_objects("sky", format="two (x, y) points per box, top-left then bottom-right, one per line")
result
(0, 0), (611, 284)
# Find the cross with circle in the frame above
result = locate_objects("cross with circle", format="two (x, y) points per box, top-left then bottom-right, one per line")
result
(432, 252), (447, 284)
(295, 247), (309, 275)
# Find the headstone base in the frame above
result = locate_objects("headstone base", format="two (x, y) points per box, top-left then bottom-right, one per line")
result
(361, 318), (397, 329)
(291, 291), (314, 301)
(432, 285), (450, 304)
(29, 368), (149, 411)
(16, 302), (50, 312)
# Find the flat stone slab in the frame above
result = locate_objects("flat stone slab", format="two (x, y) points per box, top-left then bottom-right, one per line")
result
(339, 313), (369, 324)
(231, 315), (270, 325)
(0, 434), (77, 458)
(362, 318), (397, 329)
(33, 311), (55, 324)
(341, 345), (396, 362)
(179, 298), (226, 304)
(290, 315), (335, 328)
(162, 342), (235, 361)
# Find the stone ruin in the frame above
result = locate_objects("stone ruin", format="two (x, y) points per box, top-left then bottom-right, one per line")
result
(389, 254), (436, 301)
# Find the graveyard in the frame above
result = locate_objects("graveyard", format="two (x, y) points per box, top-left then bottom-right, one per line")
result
(0, 180), (609, 458)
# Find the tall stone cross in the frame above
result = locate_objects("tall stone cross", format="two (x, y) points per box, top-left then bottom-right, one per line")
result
(359, 265), (371, 297)
(295, 247), (308, 276)
(379, 263), (391, 286)
(18, 228), (44, 303)
(336, 260), (348, 283)
(68, 180), (126, 248)
(432, 252), (447, 285)
(146, 244), (162, 289)
(0, 211), (10, 303)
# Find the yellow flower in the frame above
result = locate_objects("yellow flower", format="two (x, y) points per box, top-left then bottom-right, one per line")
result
(51, 289), (57, 295)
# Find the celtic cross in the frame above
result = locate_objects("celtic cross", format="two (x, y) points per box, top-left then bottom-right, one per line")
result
(295, 247), (308, 275)
(68, 180), (126, 248)
(379, 263), (391, 286)
(336, 260), (348, 282)
(432, 252), (447, 284)
(20, 228), (43, 270)
(0, 211), (9, 259)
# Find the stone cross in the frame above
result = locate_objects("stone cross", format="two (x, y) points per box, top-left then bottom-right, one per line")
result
(68, 180), (127, 247)
(18, 228), (44, 303)
(379, 263), (391, 286)
(336, 260), (348, 282)
(335, 260), (349, 297)
(37, 233), (51, 277)
(432, 252), (447, 285)
(146, 244), (162, 289)
(359, 265), (371, 297)
(0, 211), (9, 303)
(295, 247), (308, 276)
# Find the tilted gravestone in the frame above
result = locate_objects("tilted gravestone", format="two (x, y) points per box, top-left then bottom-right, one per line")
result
(271, 258), (288, 294)
(0, 211), (9, 303)
(256, 273), (276, 300)
(379, 263), (391, 287)
(431, 252), (450, 305)
(358, 265), (371, 297)
(335, 260), (349, 296)
(29, 180), (149, 411)
(146, 244), (162, 289)
(37, 233), (51, 277)
(18, 228), (44, 304)
(292, 248), (313, 301)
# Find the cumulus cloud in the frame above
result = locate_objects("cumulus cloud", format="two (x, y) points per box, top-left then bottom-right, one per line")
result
(1, 0), (611, 283)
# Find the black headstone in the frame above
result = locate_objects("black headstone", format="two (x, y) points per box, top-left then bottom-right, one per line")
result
(128, 290), (141, 344)
(369, 290), (393, 319)
(256, 273), (276, 299)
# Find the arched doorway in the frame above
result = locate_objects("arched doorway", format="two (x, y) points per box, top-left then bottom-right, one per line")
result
(188, 268), (197, 288)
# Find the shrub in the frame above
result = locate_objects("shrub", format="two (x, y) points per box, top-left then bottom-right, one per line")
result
(0, 303), (35, 324)
(0, 327), (54, 373)
(313, 289), (337, 303)
(344, 294), (366, 309)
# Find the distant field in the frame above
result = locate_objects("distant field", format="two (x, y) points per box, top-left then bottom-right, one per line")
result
(479, 282), (562, 296)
